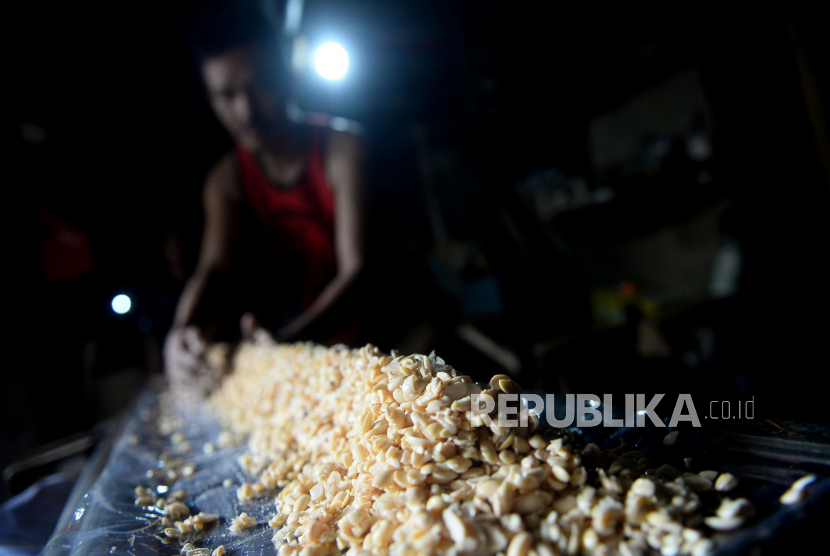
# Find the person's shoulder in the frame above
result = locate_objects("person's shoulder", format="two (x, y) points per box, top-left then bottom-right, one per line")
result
(204, 152), (241, 202)
(323, 128), (364, 174)
(327, 129), (363, 154)
(322, 129), (364, 193)
(296, 113), (364, 158)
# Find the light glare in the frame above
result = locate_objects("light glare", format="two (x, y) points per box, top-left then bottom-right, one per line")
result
(315, 42), (349, 80)
(112, 294), (131, 314)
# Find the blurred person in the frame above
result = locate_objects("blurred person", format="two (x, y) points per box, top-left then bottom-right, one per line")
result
(164, 1), (366, 396)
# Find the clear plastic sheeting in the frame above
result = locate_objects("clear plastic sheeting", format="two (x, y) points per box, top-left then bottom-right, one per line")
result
(43, 385), (279, 556)
(42, 381), (830, 555)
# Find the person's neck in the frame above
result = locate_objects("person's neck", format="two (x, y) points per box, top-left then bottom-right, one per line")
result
(256, 127), (308, 189)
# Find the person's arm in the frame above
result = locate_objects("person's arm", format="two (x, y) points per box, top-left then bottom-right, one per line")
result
(164, 155), (241, 395)
(276, 131), (366, 340)
(172, 155), (241, 329)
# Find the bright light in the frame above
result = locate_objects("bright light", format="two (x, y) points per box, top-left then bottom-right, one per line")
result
(315, 42), (349, 80)
(111, 294), (131, 314)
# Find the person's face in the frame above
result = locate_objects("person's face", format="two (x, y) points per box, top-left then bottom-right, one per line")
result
(201, 45), (284, 152)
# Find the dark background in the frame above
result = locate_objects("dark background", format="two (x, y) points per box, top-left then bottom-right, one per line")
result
(4, 0), (829, 495)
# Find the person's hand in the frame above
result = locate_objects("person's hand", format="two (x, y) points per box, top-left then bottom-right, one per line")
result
(240, 312), (275, 345)
(163, 325), (215, 399)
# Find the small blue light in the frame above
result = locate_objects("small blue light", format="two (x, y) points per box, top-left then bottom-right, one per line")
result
(111, 294), (131, 314)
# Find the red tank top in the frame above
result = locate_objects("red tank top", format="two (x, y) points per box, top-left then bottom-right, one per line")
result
(236, 131), (337, 307)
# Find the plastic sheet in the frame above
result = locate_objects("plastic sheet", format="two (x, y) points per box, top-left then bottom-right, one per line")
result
(43, 382), (829, 555)
(43, 384), (279, 556)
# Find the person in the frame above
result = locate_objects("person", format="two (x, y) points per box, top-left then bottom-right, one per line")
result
(164, 2), (365, 396)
